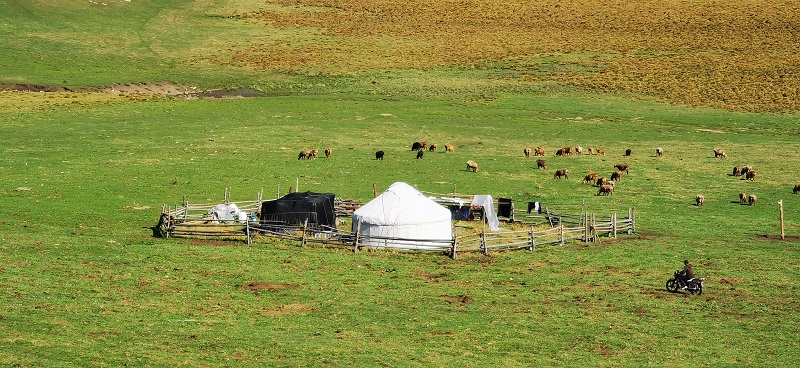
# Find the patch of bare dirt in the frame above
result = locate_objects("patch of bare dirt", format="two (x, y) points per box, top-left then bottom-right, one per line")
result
(439, 295), (474, 304)
(237, 281), (301, 293)
(2, 82), (270, 99)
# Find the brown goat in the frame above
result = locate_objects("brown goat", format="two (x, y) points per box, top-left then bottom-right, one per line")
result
(614, 164), (630, 174)
(739, 192), (747, 204)
(554, 169), (569, 179)
(596, 147), (605, 155)
(583, 173), (598, 184)
(523, 147), (531, 158)
(596, 177), (607, 187)
(308, 149), (319, 159)
(732, 166), (741, 176)
(696, 194), (705, 206)
(555, 148), (564, 157)
(575, 146), (583, 155)
(444, 144), (455, 152)
(298, 150), (310, 160)
(714, 148), (727, 158)
(563, 146), (573, 155)
(416, 150), (424, 159)
(420, 141), (429, 149)
(597, 184), (614, 196)
(587, 147), (595, 155)
(535, 147), (545, 156)
(746, 170), (756, 181)
(429, 143), (438, 152)
(656, 147), (663, 157)
(748, 194), (757, 206)
(610, 171), (623, 182)
(466, 160), (478, 172)
(537, 159), (547, 170)
(324, 147), (332, 158)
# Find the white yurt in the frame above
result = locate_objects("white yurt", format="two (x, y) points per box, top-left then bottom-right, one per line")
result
(352, 182), (452, 250)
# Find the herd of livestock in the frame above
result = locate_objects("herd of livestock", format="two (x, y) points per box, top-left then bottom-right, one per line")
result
(296, 143), (800, 201)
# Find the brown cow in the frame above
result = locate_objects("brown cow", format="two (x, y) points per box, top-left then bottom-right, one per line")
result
(596, 177), (607, 187)
(696, 194), (705, 206)
(794, 184), (800, 194)
(596, 147), (605, 155)
(597, 184), (614, 196)
(534, 147), (545, 156)
(746, 170), (756, 181)
(429, 143), (438, 152)
(610, 171), (623, 182)
(713, 148), (727, 158)
(444, 144), (455, 152)
(537, 159), (547, 169)
(583, 173), (597, 184)
(416, 150), (424, 159)
(748, 194), (757, 206)
(614, 164), (630, 174)
(656, 147), (663, 157)
(732, 166), (741, 176)
(324, 147), (332, 158)
(523, 147), (532, 158)
(554, 169), (569, 179)
(739, 192), (747, 204)
(466, 160), (478, 172)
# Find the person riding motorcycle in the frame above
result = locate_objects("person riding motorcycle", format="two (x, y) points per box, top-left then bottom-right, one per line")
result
(678, 260), (695, 289)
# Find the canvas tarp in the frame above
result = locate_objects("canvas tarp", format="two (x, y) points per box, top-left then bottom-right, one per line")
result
(260, 192), (336, 228)
(352, 182), (452, 249)
(471, 195), (501, 232)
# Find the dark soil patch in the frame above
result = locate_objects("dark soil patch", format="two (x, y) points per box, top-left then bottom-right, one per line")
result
(238, 282), (301, 295)
(439, 295), (474, 304)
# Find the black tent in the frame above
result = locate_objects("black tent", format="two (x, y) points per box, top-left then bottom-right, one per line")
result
(260, 192), (336, 228)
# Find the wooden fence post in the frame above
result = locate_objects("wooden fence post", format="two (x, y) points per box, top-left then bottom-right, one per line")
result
(612, 213), (617, 239)
(451, 236), (458, 259)
(301, 219), (308, 247)
(246, 219), (251, 245)
(354, 220), (362, 253)
(481, 215), (488, 255)
(630, 208), (636, 234)
(529, 225), (536, 252)
(560, 224), (565, 245)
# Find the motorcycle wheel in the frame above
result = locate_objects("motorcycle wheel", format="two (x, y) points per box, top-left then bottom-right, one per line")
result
(666, 279), (679, 293)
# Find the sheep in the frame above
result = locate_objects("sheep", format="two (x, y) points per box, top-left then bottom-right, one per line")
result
(536, 159), (547, 170)
(713, 148), (727, 158)
(748, 194), (757, 206)
(556, 148), (565, 157)
(416, 150), (424, 159)
(420, 141), (429, 149)
(523, 147), (531, 157)
(746, 170), (756, 181)
(741, 166), (753, 177)
(732, 166), (741, 176)
(614, 164), (630, 174)
(596, 177), (607, 187)
(308, 149), (319, 159)
(466, 160), (479, 172)
(625, 149), (632, 156)
(534, 147), (545, 156)
(794, 184), (800, 194)
(324, 147), (332, 158)
(597, 184), (614, 196)
(696, 194), (705, 206)
(563, 146), (573, 155)
(575, 146), (583, 155)
(444, 144), (455, 152)
(411, 142), (423, 151)
(583, 173), (598, 184)
(587, 147), (595, 155)
(596, 147), (605, 155)
(298, 150), (310, 160)
(656, 147), (663, 157)
(554, 169), (569, 179)
(610, 171), (623, 182)
(739, 192), (747, 204)
(429, 143), (438, 152)
(375, 150), (385, 160)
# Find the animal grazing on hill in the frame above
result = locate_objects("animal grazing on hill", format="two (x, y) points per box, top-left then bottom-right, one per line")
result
(416, 150), (424, 159)
(556, 148), (564, 156)
(614, 164), (630, 174)
(597, 184), (614, 196)
(298, 150), (310, 160)
(429, 143), (438, 152)
(740, 166), (753, 177)
(466, 160), (479, 172)
(534, 147), (545, 156)
(324, 147), (332, 158)
(696, 194), (705, 206)
(732, 166), (741, 176)
(563, 146), (573, 155)
(537, 159), (547, 169)
(713, 148), (727, 158)
(748, 194), (757, 206)
(523, 147), (531, 158)
(308, 149), (319, 159)
(420, 141), (429, 149)
(625, 149), (632, 156)
(746, 170), (756, 181)
(610, 171), (623, 182)
(444, 144), (455, 152)
(656, 147), (663, 157)
(596, 177), (607, 186)
(554, 169), (569, 179)
(412, 142), (423, 151)
(575, 146), (583, 155)
(583, 173), (597, 184)
(375, 150), (385, 160)
(794, 184), (800, 194)
(596, 147), (605, 155)
(739, 192), (747, 204)
(587, 147), (594, 155)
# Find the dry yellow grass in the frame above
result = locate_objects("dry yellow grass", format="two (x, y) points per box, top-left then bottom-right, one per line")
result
(226, 0), (799, 112)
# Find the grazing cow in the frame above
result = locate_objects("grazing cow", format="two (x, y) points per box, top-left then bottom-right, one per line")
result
(610, 171), (623, 182)
(534, 147), (545, 156)
(748, 194), (757, 206)
(625, 149), (632, 156)
(324, 147), (332, 158)
(444, 144), (455, 152)
(523, 147), (532, 158)
(466, 160), (479, 172)
(746, 170), (756, 181)
(308, 149), (319, 159)
(575, 146), (583, 155)
(696, 194), (705, 206)
(596, 147), (605, 155)
(416, 150), (424, 159)
(554, 169), (569, 179)
(614, 164), (630, 174)
(596, 177), (607, 186)
(656, 147), (663, 157)
(597, 184), (614, 196)
(732, 166), (741, 176)
(298, 150), (310, 160)
(375, 150), (385, 160)
(583, 173), (597, 184)
(412, 142), (423, 151)
(713, 148), (727, 158)
(794, 184), (800, 194)
(739, 192), (747, 204)
(556, 148), (565, 157)
(537, 159), (547, 169)
(429, 143), (438, 152)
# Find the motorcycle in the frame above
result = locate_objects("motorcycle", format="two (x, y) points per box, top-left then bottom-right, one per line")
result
(666, 270), (705, 295)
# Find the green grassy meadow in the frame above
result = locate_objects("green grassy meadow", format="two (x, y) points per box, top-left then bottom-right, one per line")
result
(2, 1), (800, 367)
